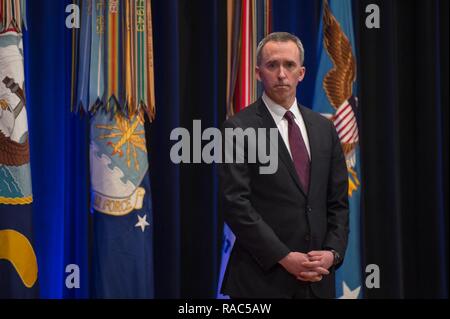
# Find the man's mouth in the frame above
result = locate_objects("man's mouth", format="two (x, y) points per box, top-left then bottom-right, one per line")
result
(275, 84), (290, 88)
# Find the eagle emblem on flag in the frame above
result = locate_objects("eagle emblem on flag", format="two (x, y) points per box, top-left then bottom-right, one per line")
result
(322, 0), (360, 196)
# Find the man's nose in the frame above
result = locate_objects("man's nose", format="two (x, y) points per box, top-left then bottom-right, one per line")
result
(278, 66), (287, 79)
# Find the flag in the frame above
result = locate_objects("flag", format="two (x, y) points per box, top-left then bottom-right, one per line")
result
(218, 0), (271, 298)
(0, 0), (38, 298)
(312, 0), (362, 299)
(72, 0), (155, 298)
(90, 111), (154, 298)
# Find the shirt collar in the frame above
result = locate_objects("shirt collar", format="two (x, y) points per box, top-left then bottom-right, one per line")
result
(262, 92), (301, 124)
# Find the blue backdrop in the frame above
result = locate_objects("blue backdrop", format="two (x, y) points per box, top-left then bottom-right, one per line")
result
(24, 0), (89, 298)
(23, 0), (224, 299)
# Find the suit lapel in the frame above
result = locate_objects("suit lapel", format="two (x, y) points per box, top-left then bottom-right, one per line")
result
(256, 99), (307, 197)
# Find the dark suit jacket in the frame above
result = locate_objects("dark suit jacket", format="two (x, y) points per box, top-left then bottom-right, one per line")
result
(219, 98), (349, 299)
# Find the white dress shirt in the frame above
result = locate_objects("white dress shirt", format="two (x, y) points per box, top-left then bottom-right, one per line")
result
(262, 92), (311, 160)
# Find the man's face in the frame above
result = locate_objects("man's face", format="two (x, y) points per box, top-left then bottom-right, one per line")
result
(256, 40), (305, 108)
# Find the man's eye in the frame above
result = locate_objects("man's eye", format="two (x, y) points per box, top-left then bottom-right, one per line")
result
(286, 62), (295, 69)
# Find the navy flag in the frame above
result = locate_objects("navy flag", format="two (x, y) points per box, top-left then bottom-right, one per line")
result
(0, 0), (38, 298)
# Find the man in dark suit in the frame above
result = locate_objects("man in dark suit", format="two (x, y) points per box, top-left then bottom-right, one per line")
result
(219, 32), (349, 299)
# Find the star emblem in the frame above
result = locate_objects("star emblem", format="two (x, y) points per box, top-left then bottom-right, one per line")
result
(338, 281), (361, 299)
(135, 214), (150, 232)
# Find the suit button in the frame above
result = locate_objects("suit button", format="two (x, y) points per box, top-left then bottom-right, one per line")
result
(304, 235), (310, 241)
(306, 206), (312, 213)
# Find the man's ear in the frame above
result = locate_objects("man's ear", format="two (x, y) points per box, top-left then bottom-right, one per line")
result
(298, 66), (306, 82)
(255, 66), (262, 82)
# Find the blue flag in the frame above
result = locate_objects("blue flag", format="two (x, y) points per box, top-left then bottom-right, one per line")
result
(91, 111), (154, 298)
(312, 0), (362, 299)
(71, 0), (156, 298)
(0, 7), (38, 297)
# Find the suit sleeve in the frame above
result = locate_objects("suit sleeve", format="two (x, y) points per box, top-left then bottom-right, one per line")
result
(323, 120), (350, 263)
(220, 119), (290, 271)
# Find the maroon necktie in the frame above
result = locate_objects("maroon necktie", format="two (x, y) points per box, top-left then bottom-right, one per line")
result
(284, 111), (310, 193)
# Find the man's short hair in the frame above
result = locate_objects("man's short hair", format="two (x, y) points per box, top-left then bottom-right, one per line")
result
(256, 32), (305, 66)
